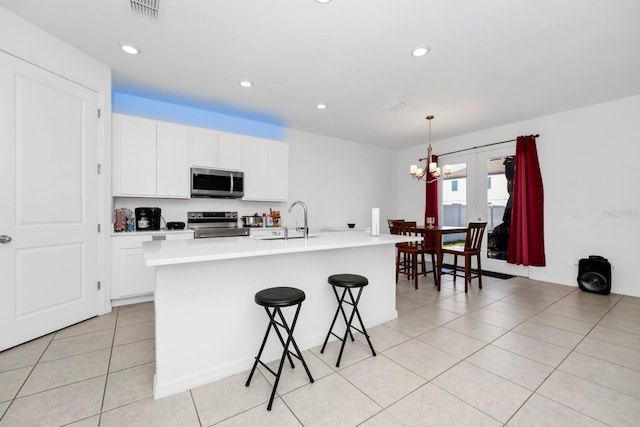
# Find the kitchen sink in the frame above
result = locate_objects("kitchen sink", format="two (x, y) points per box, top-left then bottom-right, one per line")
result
(253, 235), (317, 241)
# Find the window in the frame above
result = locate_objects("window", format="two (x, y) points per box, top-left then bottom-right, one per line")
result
(487, 176), (492, 189)
(451, 180), (458, 192)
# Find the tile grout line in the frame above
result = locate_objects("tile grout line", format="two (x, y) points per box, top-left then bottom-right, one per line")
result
(415, 287), (574, 425)
(392, 285), (590, 425)
(0, 333), (56, 423)
(97, 305), (121, 425)
(501, 291), (628, 426)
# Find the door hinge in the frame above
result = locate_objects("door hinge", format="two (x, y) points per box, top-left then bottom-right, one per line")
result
(98, 281), (101, 290)
(98, 224), (101, 233)
(97, 164), (102, 175)
(97, 108), (101, 118)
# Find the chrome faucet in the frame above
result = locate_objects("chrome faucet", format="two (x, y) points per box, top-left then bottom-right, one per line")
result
(288, 200), (309, 239)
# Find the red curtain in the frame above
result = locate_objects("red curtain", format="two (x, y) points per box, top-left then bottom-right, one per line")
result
(424, 154), (438, 247)
(507, 136), (545, 266)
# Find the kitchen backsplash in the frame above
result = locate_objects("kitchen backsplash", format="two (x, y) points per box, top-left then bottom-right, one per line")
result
(113, 197), (293, 228)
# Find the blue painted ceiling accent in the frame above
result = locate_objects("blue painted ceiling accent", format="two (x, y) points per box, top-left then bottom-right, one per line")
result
(112, 87), (286, 140)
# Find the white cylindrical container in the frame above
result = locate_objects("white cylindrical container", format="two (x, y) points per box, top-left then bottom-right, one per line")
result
(371, 208), (380, 236)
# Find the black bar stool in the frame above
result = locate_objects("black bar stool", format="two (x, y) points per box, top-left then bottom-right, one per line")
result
(245, 286), (314, 411)
(320, 274), (376, 367)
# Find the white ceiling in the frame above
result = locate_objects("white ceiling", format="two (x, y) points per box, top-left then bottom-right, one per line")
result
(2, 0), (640, 148)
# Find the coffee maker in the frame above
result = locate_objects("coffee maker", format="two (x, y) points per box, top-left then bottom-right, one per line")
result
(134, 207), (161, 230)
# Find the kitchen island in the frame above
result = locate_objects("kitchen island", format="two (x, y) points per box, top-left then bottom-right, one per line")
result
(143, 231), (420, 399)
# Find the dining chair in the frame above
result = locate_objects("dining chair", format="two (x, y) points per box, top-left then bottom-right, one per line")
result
(440, 222), (487, 292)
(395, 221), (437, 289)
(390, 220), (410, 279)
(387, 219), (404, 234)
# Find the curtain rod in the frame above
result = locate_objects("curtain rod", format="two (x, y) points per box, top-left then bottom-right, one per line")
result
(438, 134), (540, 157)
(419, 134), (540, 161)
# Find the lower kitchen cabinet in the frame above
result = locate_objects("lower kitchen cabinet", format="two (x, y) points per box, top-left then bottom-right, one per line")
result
(111, 231), (193, 304)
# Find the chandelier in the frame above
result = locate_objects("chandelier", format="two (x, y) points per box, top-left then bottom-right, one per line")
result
(409, 115), (451, 183)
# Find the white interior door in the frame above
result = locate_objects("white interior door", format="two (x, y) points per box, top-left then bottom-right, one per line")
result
(0, 51), (100, 351)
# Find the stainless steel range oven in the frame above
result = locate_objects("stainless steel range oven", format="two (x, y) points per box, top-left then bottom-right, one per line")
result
(187, 211), (250, 238)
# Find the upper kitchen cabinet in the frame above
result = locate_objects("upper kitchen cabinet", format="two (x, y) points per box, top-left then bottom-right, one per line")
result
(218, 132), (244, 170)
(113, 114), (190, 198)
(189, 129), (243, 170)
(242, 137), (268, 200)
(114, 113), (287, 200)
(266, 140), (289, 200)
(242, 137), (289, 201)
(189, 127), (219, 168)
(113, 114), (156, 196)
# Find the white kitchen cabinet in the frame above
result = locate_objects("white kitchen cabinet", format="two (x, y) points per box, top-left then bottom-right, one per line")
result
(157, 122), (190, 197)
(189, 127), (219, 168)
(242, 137), (289, 201)
(113, 114), (190, 198)
(266, 140), (289, 200)
(114, 114), (287, 200)
(113, 114), (157, 196)
(189, 129), (243, 170)
(111, 230), (193, 303)
(242, 137), (268, 200)
(218, 132), (244, 170)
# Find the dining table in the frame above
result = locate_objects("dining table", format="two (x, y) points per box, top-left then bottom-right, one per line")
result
(416, 225), (469, 291)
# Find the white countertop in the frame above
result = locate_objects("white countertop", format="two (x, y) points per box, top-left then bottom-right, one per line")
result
(143, 231), (420, 266)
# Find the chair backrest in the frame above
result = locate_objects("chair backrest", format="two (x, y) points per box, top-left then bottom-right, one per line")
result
(395, 221), (418, 237)
(387, 219), (404, 234)
(465, 222), (488, 252)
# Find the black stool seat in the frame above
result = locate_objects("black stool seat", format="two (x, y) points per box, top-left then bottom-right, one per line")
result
(246, 286), (313, 411)
(321, 274), (376, 367)
(328, 274), (368, 288)
(255, 286), (305, 307)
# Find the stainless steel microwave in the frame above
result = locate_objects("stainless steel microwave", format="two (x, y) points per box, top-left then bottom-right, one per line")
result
(191, 167), (244, 198)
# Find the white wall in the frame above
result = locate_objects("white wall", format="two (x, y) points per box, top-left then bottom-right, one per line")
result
(115, 128), (398, 233)
(284, 128), (397, 230)
(397, 95), (640, 296)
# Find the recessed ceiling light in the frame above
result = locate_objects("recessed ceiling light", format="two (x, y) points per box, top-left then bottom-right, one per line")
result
(239, 81), (253, 88)
(317, 104), (327, 110)
(315, 0), (332, 3)
(121, 44), (139, 55)
(411, 46), (430, 57)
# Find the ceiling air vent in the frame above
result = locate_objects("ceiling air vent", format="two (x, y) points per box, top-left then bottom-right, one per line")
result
(129, 0), (161, 21)
(381, 101), (407, 111)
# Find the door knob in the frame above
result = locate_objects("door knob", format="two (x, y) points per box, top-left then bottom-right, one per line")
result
(0, 235), (12, 244)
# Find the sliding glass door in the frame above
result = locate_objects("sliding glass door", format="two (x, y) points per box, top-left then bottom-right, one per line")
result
(440, 145), (529, 277)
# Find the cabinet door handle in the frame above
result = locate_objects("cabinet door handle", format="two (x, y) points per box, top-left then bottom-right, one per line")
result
(0, 235), (12, 244)
(152, 235), (166, 241)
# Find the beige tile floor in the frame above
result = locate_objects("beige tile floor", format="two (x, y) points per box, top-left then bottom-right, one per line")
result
(2, 274), (640, 426)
